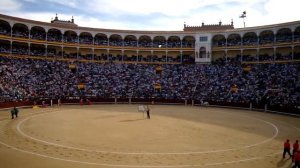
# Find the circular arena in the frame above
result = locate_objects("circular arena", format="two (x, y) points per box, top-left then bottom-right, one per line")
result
(0, 104), (299, 168)
(0, 12), (299, 168)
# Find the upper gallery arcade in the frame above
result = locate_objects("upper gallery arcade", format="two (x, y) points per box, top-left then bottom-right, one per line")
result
(0, 13), (300, 64)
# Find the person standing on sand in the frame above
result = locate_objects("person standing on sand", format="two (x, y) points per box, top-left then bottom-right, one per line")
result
(10, 107), (15, 119)
(10, 107), (19, 119)
(146, 108), (150, 119)
(283, 139), (292, 159)
(14, 107), (19, 118)
(293, 150), (300, 168)
(293, 140), (299, 161)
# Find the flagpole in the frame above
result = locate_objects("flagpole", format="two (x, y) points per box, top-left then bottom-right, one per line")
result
(240, 11), (246, 28)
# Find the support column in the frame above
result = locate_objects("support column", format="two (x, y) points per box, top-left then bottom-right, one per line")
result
(241, 49), (243, 62)
(45, 31), (48, 41)
(165, 50), (168, 63)
(274, 47), (276, 61)
(28, 27), (31, 40)
(10, 41), (12, 56)
(77, 47), (79, 60)
(257, 48), (259, 62)
(180, 39), (182, 48)
(92, 48), (95, 60)
(107, 49), (110, 61)
(121, 49), (124, 62)
(151, 50), (154, 62)
(61, 46), (64, 58)
(180, 51), (183, 63)
(45, 44), (47, 57)
(292, 46), (294, 60)
(225, 49), (228, 63)
(28, 43), (30, 56)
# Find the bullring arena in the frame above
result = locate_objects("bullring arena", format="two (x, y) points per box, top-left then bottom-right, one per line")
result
(0, 12), (300, 168)
(0, 104), (300, 168)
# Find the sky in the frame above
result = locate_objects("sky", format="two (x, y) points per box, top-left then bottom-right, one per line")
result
(0, 0), (299, 31)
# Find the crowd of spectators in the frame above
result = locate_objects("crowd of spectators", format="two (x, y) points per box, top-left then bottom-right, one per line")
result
(0, 27), (10, 36)
(0, 56), (299, 110)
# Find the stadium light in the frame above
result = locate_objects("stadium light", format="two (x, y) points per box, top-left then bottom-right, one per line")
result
(239, 11), (246, 28)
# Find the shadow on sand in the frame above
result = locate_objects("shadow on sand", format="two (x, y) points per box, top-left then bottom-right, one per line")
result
(277, 158), (292, 168)
(119, 118), (146, 122)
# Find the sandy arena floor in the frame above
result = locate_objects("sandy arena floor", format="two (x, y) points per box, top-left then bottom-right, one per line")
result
(0, 104), (299, 168)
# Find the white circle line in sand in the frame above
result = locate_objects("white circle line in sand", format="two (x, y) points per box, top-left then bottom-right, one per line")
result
(16, 109), (278, 155)
(0, 108), (294, 167)
(0, 138), (282, 168)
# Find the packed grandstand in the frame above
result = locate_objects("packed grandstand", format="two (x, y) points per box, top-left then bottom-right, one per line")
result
(0, 13), (299, 113)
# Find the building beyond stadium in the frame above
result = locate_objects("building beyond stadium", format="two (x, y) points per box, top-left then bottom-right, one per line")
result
(0, 13), (300, 63)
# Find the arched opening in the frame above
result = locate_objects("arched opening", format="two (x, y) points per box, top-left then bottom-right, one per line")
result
(242, 32), (258, 46)
(64, 30), (78, 43)
(79, 32), (93, 44)
(227, 34), (241, 46)
(153, 36), (166, 48)
(212, 35), (226, 47)
(30, 26), (46, 40)
(259, 30), (274, 44)
(138, 35), (152, 47)
(94, 33), (108, 46)
(294, 26), (300, 42)
(47, 28), (62, 42)
(199, 47), (206, 58)
(124, 35), (137, 47)
(167, 36), (181, 48)
(182, 36), (195, 48)
(12, 23), (29, 38)
(0, 20), (11, 36)
(276, 28), (292, 42)
(109, 34), (122, 46)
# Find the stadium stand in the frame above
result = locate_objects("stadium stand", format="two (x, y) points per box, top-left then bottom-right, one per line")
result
(0, 13), (299, 113)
